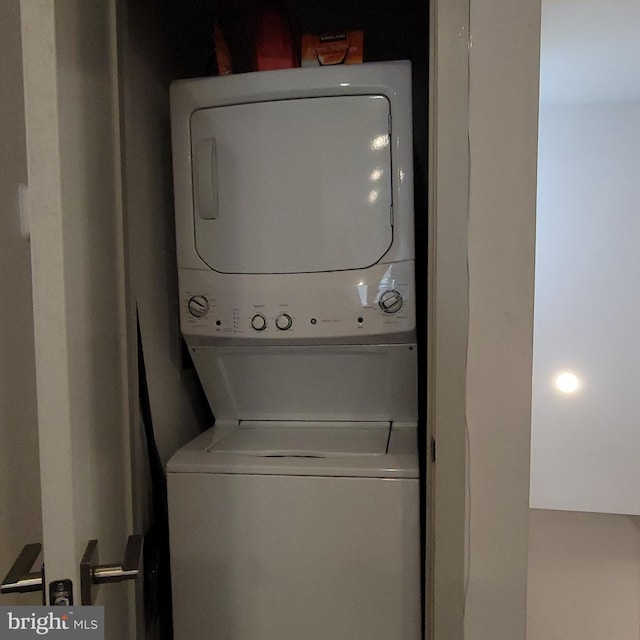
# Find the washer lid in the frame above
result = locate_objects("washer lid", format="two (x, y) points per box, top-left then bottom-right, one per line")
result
(167, 423), (418, 478)
(190, 95), (393, 274)
(210, 421), (390, 457)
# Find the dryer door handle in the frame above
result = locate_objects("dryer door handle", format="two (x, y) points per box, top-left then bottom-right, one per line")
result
(194, 138), (218, 220)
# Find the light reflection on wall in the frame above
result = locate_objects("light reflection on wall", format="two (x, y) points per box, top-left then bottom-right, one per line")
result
(554, 371), (580, 394)
(370, 134), (389, 150)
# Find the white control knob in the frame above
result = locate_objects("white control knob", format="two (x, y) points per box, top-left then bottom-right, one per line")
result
(379, 290), (403, 314)
(275, 314), (293, 331)
(251, 314), (267, 331)
(188, 295), (209, 318)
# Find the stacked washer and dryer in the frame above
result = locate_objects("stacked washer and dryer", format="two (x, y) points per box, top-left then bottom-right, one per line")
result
(167, 61), (421, 640)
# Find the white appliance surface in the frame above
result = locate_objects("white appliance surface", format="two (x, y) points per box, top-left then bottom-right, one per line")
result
(179, 261), (415, 343)
(191, 95), (393, 274)
(211, 421), (390, 456)
(171, 61), (414, 276)
(168, 62), (421, 640)
(168, 470), (421, 640)
(167, 422), (418, 478)
(168, 421), (420, 639)
(171, 62), (415, 346)
(188, 343), (418, 424)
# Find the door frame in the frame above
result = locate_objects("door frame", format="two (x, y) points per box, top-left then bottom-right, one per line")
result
(428, 0), (540, 638)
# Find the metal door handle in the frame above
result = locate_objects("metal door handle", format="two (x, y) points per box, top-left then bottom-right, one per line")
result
(1, 543), (43, 594)
(80, 535), (143, 605)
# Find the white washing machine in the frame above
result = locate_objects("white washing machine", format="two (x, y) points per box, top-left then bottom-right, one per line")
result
(167, 61), (421, 640)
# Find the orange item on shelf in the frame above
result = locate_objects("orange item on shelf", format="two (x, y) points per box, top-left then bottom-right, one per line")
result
(301, 31), (364, 67)
(213, 20), (233, 75)
(255, 3), (298, 71)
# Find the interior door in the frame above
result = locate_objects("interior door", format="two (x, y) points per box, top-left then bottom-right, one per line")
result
(0, 0), (43, 610)
(18, 0), (138, 635)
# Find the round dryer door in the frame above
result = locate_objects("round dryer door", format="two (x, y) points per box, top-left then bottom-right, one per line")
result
(190, 95), (394, 274)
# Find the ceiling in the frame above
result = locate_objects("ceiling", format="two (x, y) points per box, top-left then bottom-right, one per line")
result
(540, 0), (640, 104)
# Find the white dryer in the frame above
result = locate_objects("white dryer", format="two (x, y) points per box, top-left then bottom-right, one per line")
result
(167, 61), (420, 640)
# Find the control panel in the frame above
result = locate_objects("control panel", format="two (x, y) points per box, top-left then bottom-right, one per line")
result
(179, 261), (415, 342)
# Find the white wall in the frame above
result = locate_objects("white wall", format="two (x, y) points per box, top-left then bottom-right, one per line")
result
(0, 0), (42, 606)
(528, 3), (640, 637)
(528, 0), (640, 637)
(539, 0), (640, 105)
(527, 509), (640, 640)
(531, 101), (640, 514)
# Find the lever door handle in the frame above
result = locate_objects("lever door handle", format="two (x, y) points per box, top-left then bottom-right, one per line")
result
(80, 535), (143, 605)
(1, 543), (44, 594)
(93, 534), (143, 583)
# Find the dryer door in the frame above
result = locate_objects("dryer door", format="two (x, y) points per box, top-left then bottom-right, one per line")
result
(190, 95), (393, 274)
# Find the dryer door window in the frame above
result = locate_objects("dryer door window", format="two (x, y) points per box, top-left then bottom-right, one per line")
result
(190, 95), (393, 274)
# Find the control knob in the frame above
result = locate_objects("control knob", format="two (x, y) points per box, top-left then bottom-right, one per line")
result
(379, 290), (403, 314)
(275, 314), (293, 331)
(188, 295), (209, 318)
(251, 314), (267, 331)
